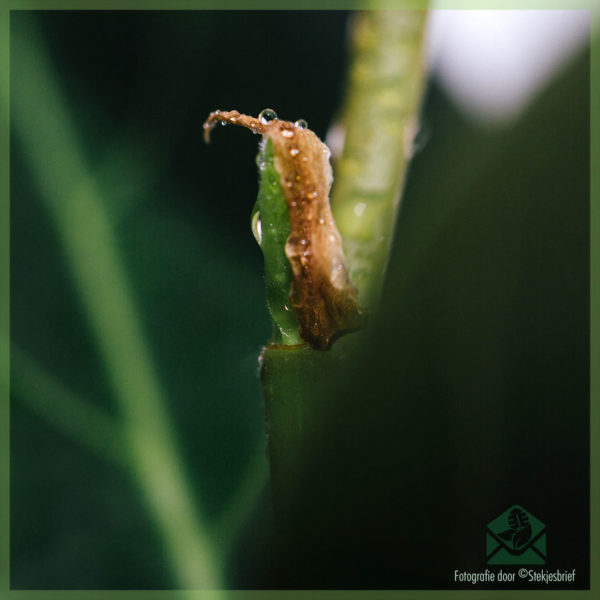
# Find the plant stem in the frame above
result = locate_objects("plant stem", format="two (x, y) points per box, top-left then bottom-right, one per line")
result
(11, 346), (128, 468)
(262, 9), (429, 518)
(11, 23), (222, 591)
(331, 9), (429, 310)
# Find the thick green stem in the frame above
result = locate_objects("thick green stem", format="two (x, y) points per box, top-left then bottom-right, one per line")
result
(261, 342), (349, 522)
(331, 10), (429, 309)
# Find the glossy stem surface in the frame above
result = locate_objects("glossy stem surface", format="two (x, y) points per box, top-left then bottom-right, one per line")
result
(331, 10), (429, 309)
(255, 139), (303, 345)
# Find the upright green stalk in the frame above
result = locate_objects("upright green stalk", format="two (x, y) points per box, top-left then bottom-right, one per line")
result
(261, 344), (344, 521)
(331, 10), (429, 310)
(262, 9), (429, 518)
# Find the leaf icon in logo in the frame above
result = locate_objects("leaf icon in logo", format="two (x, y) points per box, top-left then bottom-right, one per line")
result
(498, 529), (515, 542)
(508, 507), (530, 530)
(513, 524), (532, 549)
(507, 508), (532, 550)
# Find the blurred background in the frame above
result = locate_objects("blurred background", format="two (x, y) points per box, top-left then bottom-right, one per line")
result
(10, 9), (592, 590)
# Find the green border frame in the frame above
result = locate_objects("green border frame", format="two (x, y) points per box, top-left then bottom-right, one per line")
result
(1, 1), (597, 598)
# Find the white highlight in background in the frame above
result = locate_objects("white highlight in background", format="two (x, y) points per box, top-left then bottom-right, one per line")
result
(427, 10), (591, 125)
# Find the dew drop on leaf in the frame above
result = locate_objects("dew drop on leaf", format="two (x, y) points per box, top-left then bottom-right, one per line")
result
(258, 108), (277, 124)
(294, 119), (308, 129)
(353, 202), (367, 217)
(251, 210), (262, 245)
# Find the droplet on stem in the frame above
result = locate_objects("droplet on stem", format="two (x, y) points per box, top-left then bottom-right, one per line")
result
(251, 210), (262, 245)
(294, 119), (308, 129)
(258, 108), (277, 124)
(353, 202), (367, 217)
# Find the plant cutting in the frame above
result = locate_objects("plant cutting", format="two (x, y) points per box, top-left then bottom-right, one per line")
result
(204, 10), (429, 519)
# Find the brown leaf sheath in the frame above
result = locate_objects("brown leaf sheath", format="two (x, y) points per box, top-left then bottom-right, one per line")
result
(204, 110), (365, 350)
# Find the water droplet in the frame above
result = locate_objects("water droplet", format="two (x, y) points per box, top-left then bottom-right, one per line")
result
(295, 119), (308, 129)
(300, 238), (307, 246)
(307, 190), (318, 199)
(291, 200), (297, 207)
(353, 202), (367, 217)
(318, 218), (325, 225)
(301, 156), (308, 162)
(290, 148), (300, 157)
(258, 108), (277, 124)
(281, 129), (295, 138)
(283, 304), (290, 311)
(255, 154), (265, 171)
(251, 211), (262, 245)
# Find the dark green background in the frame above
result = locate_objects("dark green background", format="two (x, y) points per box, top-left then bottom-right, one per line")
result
(10, 10), (589, 590)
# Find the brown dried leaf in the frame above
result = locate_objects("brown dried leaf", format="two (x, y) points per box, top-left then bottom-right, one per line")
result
(204, 110), (365, 349)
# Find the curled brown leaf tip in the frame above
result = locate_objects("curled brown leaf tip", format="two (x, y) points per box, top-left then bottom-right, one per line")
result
(204, 109), (365, 349)
(203, 109), (269, 143)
